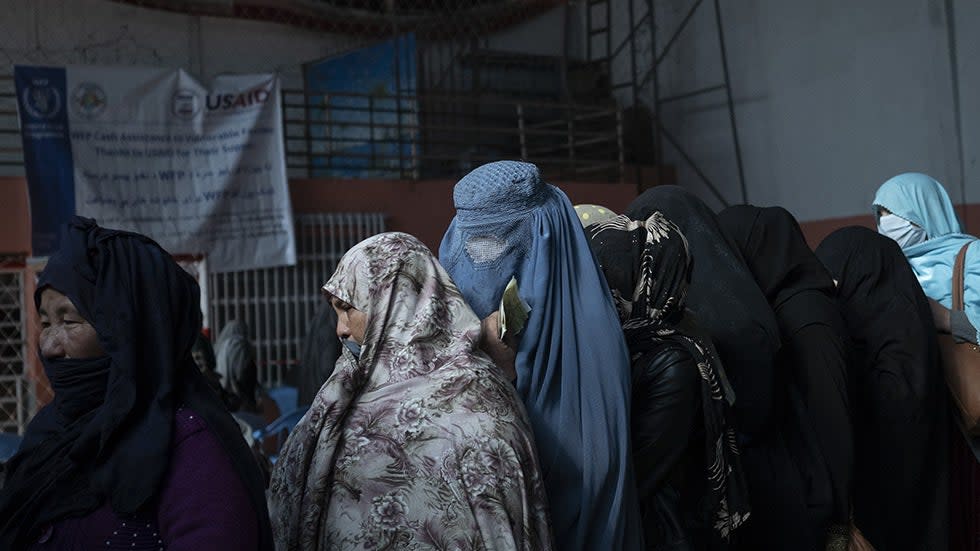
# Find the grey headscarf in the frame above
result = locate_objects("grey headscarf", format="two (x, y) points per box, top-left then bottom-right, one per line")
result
(215, 320), (259, 411)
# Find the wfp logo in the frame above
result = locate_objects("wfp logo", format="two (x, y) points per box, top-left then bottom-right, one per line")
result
(71, 82), (107, 120)
(171, 89), (201, 120)
(21, 79), (62, 120)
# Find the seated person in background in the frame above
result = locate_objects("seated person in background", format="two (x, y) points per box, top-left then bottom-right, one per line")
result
(873, 172), (979, 344)
(215, 320), (280, 427)
(816, 227), (949, 551)
(717, 205), (855, 548)
(192, 332), (240, 410)
(586, 211), (750, 549)
(269, 232), (552, 550)
(440, 161), (643, 549)
(0, 217), (272, 550)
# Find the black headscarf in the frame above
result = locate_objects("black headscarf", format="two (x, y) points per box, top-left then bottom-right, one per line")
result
(717, 205), (842, 336)
(626, 186), (782, 438)
(294, 301), (341, 407)
(193, 333), (241, 411)
(718, 205), (854, 528)
(815, 226), (948, 551)
(587, 212), (751, 543)
(0, 217), (273, 550)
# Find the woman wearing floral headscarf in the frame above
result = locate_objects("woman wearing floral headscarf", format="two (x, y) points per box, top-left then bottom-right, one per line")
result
(269, 232), (552, 551)
(587, 212), (750, 550)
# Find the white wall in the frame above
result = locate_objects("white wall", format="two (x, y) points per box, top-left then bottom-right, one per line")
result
(951, 0), (980, 206)
(608, 0), (969, 221)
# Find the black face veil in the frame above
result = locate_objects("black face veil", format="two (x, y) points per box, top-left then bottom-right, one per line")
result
(0, 217), (272, 549)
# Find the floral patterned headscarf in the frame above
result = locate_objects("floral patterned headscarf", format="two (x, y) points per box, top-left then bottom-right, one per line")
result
(322, 231), (483, 385)
(587, 213), (752, 543)
(586, 212), (691, 325)
(269, 232), (551, 550)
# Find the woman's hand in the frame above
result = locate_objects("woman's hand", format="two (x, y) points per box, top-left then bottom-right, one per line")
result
(848, 522), (876, 551)
(928, 298), (952, 333)
(479, 311), (518, 382)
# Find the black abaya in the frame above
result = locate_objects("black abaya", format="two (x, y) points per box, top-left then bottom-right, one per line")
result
(627, 188), (814, 549)
(718, 205), (854, 531)
(816, 226), (949, 551)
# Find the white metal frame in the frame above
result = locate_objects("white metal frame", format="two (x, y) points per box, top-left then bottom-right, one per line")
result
(208, 213), (385, 386)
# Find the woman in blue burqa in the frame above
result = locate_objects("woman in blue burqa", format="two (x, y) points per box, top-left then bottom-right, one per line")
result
(439, 161), (644, 549)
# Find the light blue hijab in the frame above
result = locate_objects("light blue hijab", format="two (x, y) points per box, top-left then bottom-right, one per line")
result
(873, 172), (980, 342)
(440, 161), (643, 550)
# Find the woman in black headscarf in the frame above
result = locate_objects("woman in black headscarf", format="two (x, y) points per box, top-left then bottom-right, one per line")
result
(0, 217), (273, 550)
(717, 205), (854, 545)
(626, 187), (781, 439)
(815, 226), (949, 551)
(293, 301), (341, 407)
(192, 333), (240, 411)
(627, 187), (830, 550)
(586, 212), (751, 549)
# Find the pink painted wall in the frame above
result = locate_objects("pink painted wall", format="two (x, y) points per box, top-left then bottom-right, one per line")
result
(6, 173), (979, 255)
(289, 177), (640, 253)
(0, 176), (639, 256)
(798, 204), (980, 250)
(0, 177), (31, 256)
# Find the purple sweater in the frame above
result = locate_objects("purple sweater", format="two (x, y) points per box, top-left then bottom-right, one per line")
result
(29, 408), (260, 550)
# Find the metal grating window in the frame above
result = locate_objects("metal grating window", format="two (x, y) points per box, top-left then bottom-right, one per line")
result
(208, 213), (385, 386)
(0, 270), (28, 434)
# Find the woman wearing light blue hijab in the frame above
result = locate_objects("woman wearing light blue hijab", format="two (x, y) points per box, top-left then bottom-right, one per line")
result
(873, 172), (979, 344)
(874, 172), (980, 550)
(440, 161), (644, 550)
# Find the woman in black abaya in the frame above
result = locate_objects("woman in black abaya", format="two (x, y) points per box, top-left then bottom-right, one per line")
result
(718, 205), (855, 546)
(626, 187), (820, 550)
(815, 226), (949, 551)
(626, 187), (781, 438)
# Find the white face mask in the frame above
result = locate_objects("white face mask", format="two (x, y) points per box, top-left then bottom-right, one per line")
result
(878, 213), (927, 248)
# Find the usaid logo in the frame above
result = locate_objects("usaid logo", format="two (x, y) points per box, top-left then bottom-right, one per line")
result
(206, 86), (271, 111)
(21, 78), (62, 120)
(171, 89), (201, 120)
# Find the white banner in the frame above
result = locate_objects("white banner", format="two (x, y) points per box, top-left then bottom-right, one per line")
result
(17, 65), (296, 272)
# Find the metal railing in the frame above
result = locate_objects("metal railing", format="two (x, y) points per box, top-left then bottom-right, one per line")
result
(283, 88), (624, 181)
(0, 269), (29, 434)
(0, 74), (625, 181)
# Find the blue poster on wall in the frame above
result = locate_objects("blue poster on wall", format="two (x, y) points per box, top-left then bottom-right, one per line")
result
(14, 65), (76, 256)
(304, 33), (418, 179)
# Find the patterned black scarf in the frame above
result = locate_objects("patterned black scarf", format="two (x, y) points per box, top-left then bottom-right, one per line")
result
(587, 212), (751, 542)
